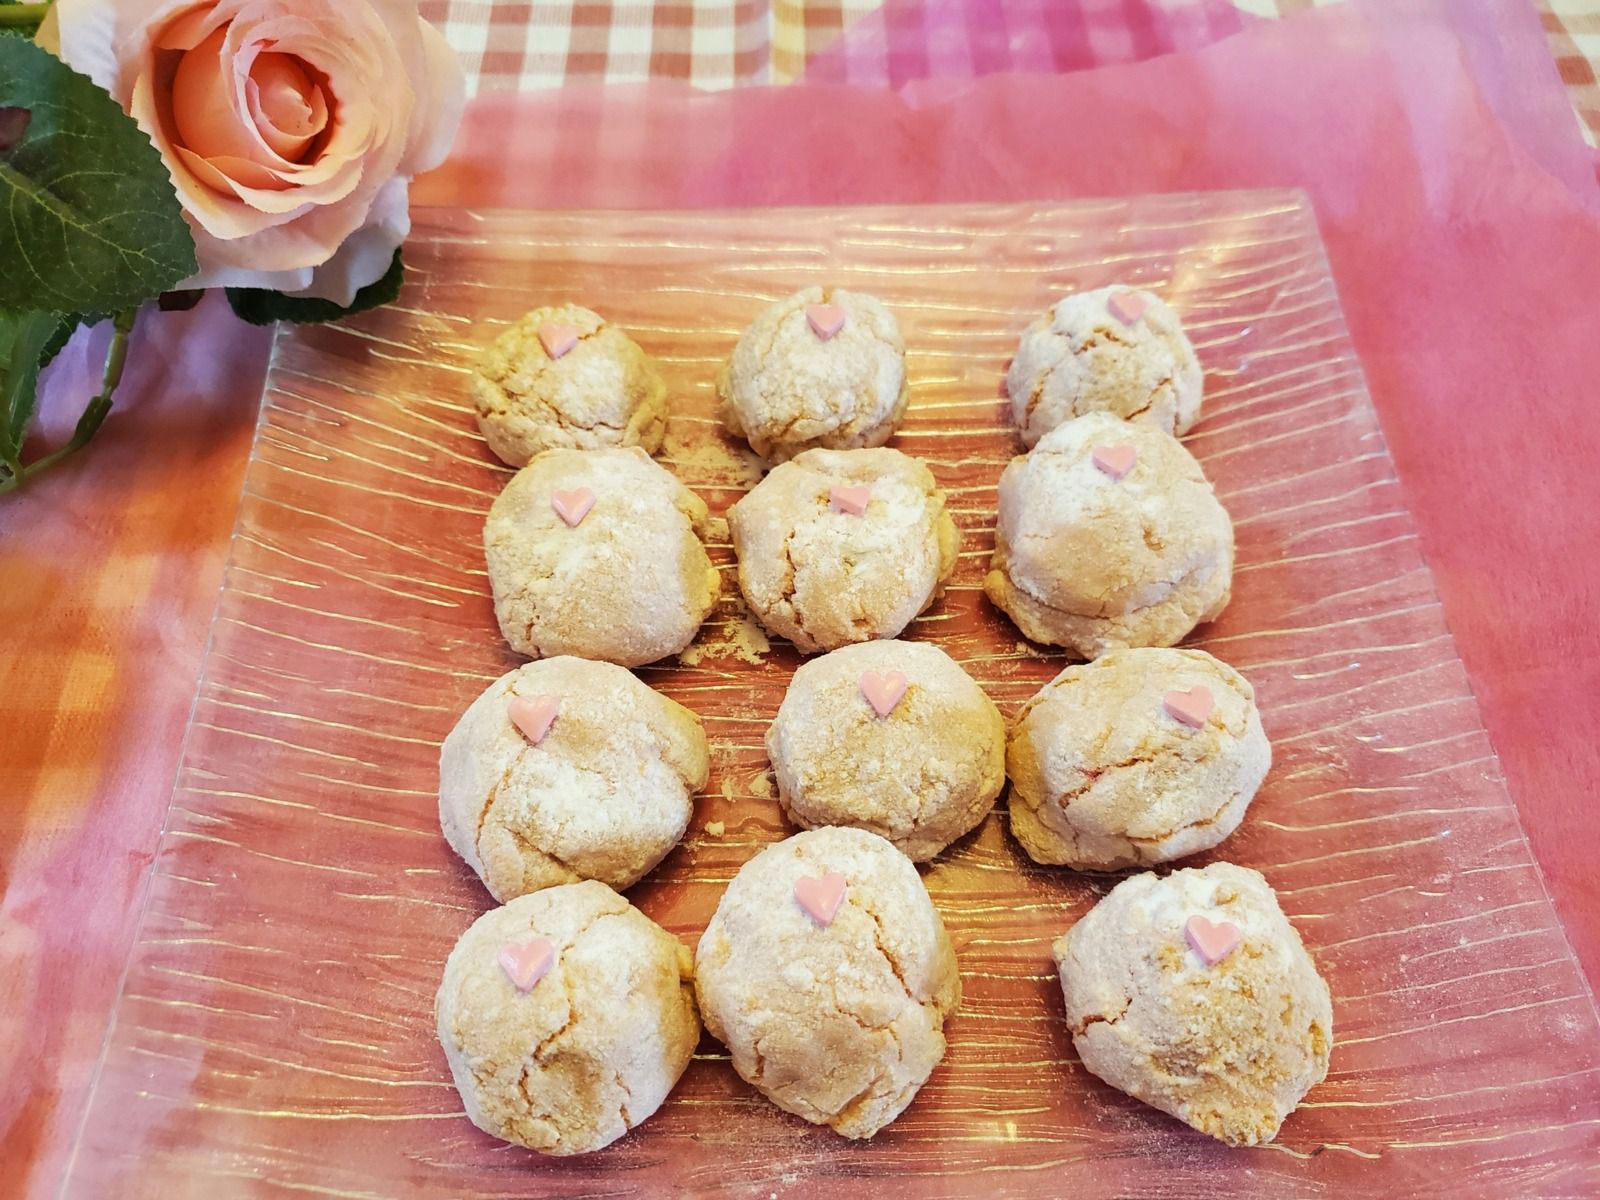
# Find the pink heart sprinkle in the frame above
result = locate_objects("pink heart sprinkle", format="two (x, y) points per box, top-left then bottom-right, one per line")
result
(794, 871), (848, 927)
(860, 670), (908, 718)
(508, 694), (560, 744)
(550, 487), (595, 527)
(498, 937), (556, 991)
(806, 304), (847, 340)
(829, 485), (871, 516)
(1106, 291), (1146, 326)
(1184, 916), (1242, 967)
(1092, 445), (1138, 481)
(1163, 686), (1214, 729)
(538, 321), (579, 359)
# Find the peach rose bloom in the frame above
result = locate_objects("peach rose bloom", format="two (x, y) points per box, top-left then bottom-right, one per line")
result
(41, 0), (465, 304)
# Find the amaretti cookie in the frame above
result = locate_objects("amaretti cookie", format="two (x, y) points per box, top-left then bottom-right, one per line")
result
(1007, 648), (1269, 870)
(1008, 285), (1202, 448)
(718, 287), (908, 462)
(471, 304), (667, 467)
(439, 657), (709, 901)
(694, 827), (961, 1139)
(767, 640), (1005, 861)
(484, 446), (720, 666)
(984, 411), (1233, 658)
(1052, 863), (1332, 1146)
(436, 881), (700, 1155)
(729, 447), (958, 654)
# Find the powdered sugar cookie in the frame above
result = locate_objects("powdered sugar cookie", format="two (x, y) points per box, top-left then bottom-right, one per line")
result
(984, 411), (1233, 658)
(767, 640), (1005, 861)
(439, 657), (709, 901)
(484, 446), (720, 667)
(1052, 863), (1332, 1146)
(436, 881), (699, 1155)
(729, 447), (958, 654)
(718, 287), (908, 462)
(1007, 647), (1269, 870)
(694, 827), (961, 1139)
(1008, 285), (1202, 448)
(471, 304), (667, 467)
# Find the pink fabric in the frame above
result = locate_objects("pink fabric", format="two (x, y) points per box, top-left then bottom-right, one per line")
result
(0, 300), (267, 1199)
(418, 0), (1600, 991)
(803, 0), (1254, 86)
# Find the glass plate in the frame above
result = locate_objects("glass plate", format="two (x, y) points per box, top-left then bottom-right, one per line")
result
(62, 196), (1600, 1197)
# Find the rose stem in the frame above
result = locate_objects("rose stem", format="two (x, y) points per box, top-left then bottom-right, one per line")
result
(0, 5), (52, 30)
(0, 307), (137, 495)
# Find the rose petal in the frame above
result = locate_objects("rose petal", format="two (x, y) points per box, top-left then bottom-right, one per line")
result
(292, 177), (410, 305)
(170, 26), (256, 163)
(173, 145), (292, 195)
(246, 53), (325, 161)
(51, 0), (461, 292)
(155, 2), (222, 52)
(177, 253), (315, 295)
(401, 17), (466, 175)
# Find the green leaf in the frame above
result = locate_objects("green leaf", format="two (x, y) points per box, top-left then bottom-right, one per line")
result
(0, 309), (79, 468)
(0, 38), (196, 313)
(226, 249), (406, 326)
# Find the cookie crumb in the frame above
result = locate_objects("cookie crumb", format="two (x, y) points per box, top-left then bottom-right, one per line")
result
(705, 821), (725, 837)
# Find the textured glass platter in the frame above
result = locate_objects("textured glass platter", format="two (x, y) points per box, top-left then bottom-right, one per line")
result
(64, 196), (1600, 1197)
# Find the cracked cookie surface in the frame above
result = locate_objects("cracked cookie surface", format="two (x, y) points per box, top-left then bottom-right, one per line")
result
(729, 447), (958, 654)
(694, 827), (961, 1138)
(984, 411), (1233, 658)
(718, 287), (908, 462)
(471, 304), (667, 468)
(1007, 647), (1269, 869)
(436, 881), (700, 1154)
(484, 446), (720, 666)
(439, 657), (709, 901)
(1052, 863), (1332, 1146)
(1007, 286), (1202, 448)
(767, 640), (1005, 861)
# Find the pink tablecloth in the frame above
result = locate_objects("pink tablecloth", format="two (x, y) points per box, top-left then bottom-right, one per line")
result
(3, 0), (1598, 1195)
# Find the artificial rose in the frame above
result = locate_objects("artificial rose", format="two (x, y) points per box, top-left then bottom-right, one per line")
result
(40, 0), (465, 305)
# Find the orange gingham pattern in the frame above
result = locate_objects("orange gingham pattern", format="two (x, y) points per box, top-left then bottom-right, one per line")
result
(421, 0), (1600, 144)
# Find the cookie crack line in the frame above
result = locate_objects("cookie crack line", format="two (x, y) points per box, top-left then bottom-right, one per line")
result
(776, 525), (813, 642)
(475, 756), (520, 853)
(857, 899), (915, 1005)
(612, 1067), (635, 1128)
(1125, 789), (1243, 845)
(1071, 994), (1132, 1038)
(532, 965), (581, 1062)
(512, 1065), (560, 1148)
(525, 902), (624, 1065)
(504, 823), (583, 886)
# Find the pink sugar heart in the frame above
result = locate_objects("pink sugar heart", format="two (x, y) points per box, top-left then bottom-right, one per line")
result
(1163, 686), (1214, 729)
(1092, 445), (1138, 481)
(1184, 916), (1242, 967)
(550, 487), (595, 527)
(829, 485), (871, 516)
(1106, 291), (1146, 326)
(860, 669), (908, 718)
(794, 871), (848, 927)
(538, 321), (579, 359)
(499, 937), (555, 991)
(508, 694), (561, 744)
(806, 303), (847, 340)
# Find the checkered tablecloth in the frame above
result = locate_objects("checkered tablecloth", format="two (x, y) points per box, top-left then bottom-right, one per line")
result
(419, 0), (1600, 144)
